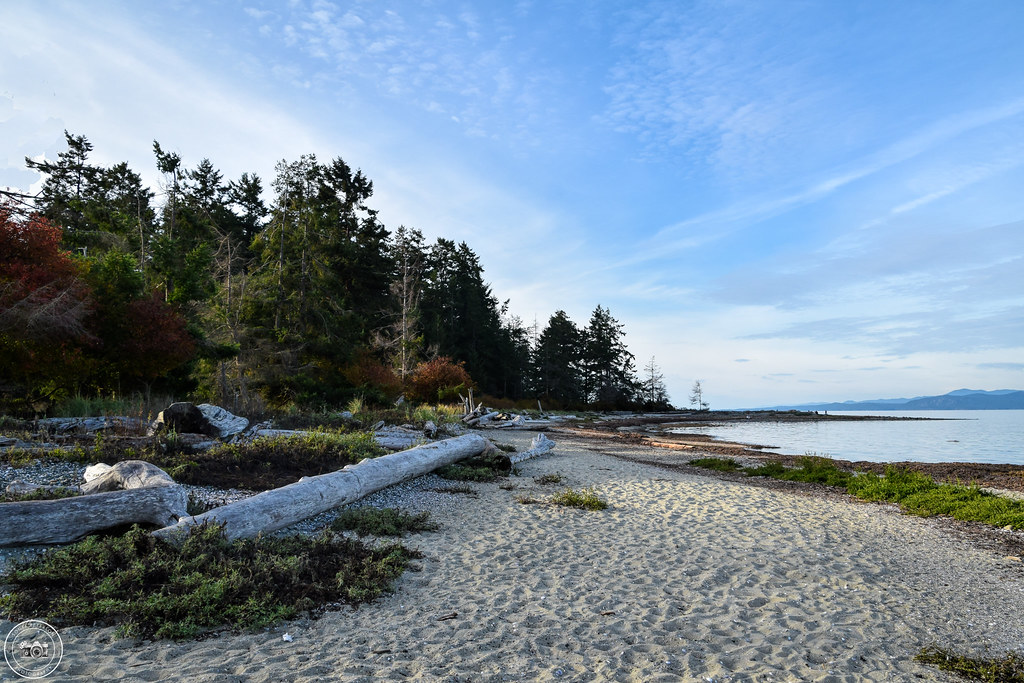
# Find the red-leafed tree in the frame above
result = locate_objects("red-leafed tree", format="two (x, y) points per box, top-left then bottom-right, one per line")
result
(1, 204), (197, 411)
(0, 203), (94, 409)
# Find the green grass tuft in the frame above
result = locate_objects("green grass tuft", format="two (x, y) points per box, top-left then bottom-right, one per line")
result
(0, 524), (419, 640)
(916, 646), (1024, 682)
(550, 486), (608, 511)
(331, 507), (439, 537)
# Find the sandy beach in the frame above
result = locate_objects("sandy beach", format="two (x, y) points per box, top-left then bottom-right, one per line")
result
(5, 429), (1024, 682)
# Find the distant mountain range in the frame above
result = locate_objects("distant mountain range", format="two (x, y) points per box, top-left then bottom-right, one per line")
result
(762, 389), (1024, 411)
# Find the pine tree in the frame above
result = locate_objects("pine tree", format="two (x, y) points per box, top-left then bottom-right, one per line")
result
(531, 310), (585, 407)
(640, 356), (670, 409)
(582, 305), (638, 409)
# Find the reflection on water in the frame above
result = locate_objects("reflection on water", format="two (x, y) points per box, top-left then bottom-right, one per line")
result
(667, 410), (1024, 465)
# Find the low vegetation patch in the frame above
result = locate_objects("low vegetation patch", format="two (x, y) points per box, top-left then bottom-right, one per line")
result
(916, 646), (1024, 682)
(694, 454), (1024, 530)
(331, 507), (439, 537)
(435, 452), (511, 483)
(535, 473), (564, 485)
(550, 486), (608, 511)
(1, 431), (385, 491)
(0, 524), (420, 640)
(171, 431), (385, 490)
(2, 487), (81, 503)
(848, 467), (1024, 529)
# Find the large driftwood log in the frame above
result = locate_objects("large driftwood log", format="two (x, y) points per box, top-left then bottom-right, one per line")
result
(0, 486), (189, 546)
(154, 433), (493, 543)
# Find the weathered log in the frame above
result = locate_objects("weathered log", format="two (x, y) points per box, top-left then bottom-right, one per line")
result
(0, 486), (189, 546)
(153, 433), (494, 543)
(81, 460), (176, 494)
(507, 433), (556, 465)
(465, 410), (500, 427)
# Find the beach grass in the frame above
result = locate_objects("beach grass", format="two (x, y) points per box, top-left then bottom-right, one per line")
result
(0, 524), (420, 640)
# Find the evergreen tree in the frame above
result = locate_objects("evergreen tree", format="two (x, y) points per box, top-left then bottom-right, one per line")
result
(640, 356), (671, 409)
(375, 225), (426, 385)
(531, 310), (585, 407)
(420, 239), (506, 396)
(582, 305), (638, 408)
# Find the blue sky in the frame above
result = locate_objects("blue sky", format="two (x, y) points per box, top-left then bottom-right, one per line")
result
(2, 0), (1023, 408)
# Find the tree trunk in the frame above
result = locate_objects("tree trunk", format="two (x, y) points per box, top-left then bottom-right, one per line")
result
(0, 486), (189, 547)
(154, 433), (493, 543)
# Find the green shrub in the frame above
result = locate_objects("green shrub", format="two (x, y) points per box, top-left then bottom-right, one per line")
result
(689, 457), (741, 472)
(743, 461), (788, 478)
(435, 452), (511, 482)
(0, 524), (419, 640)
(331, 508), (439, 536)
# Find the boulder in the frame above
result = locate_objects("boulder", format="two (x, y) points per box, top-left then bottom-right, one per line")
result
(150, 402), (217, 436)
(196, 404), (249, 438)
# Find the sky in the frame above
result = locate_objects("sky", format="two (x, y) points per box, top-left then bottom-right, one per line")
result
(2, 0), (1023, 409)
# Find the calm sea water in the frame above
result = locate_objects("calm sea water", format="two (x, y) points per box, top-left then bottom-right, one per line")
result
(667, 410), (1024, 465)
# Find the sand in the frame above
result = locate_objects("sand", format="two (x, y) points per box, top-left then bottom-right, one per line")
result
(6, 430), (1024, 682)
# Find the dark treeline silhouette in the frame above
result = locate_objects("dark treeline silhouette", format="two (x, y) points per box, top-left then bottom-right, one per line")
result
(0, 132), (672, 414)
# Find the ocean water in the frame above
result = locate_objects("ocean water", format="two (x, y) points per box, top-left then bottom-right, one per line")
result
(667, 410), (1024, 465)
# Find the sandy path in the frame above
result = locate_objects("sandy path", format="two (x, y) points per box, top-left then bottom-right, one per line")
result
(8, 431), (1024, 682)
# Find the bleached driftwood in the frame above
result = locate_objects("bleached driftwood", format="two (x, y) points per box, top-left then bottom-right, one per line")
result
(507, 433), (556, 465)
(465, 410), (500, 427)
(0, 486), (189, 546)
(154, 433), (493, 543)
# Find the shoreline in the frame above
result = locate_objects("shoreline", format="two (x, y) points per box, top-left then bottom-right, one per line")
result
(558, 414), (1024, 494)
(4, 429), (1024, 681)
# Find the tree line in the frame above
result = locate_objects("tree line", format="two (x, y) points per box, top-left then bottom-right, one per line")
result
(0, 131), (672, 415)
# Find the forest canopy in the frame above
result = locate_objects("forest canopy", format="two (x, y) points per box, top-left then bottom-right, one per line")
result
(0, 132), (672, 415)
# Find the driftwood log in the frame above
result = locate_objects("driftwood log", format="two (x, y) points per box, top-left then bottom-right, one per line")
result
(0, 486), (189, 547)
(507, 433), (556, 465)
(154, 433), (493, 543)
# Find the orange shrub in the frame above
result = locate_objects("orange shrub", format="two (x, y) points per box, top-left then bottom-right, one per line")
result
(408, 357), (475, 404)
(342, 351), (402, 403)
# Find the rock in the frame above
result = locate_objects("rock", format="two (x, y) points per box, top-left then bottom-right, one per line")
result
(150, 402), (217, 436)
(196, 404), (249, 438)
(81, 460), (176, 494)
